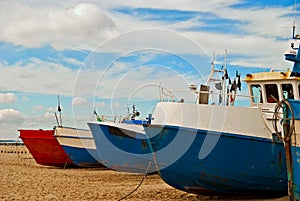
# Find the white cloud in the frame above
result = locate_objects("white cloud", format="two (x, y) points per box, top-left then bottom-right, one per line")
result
(0, 109), (24, 124)
(183, 31), (291, 69)
(220, 6), (293, 38)
(46, 107), (56, 112)
(33, 105), (44, 110)
(104, 0), (293, 38)
(95, 102), (106, 107)
(21, 96), (30, 101)
(0, 2), (119, 50)
(112, 102), (121, 109)
(0, 112), (59, 140)
(101, 1), (293, 69)
(0, 1), (294, 68)
(0, 57), (106, 97)
(100, 0), (241, 13)
(44, 112), (55, 119)
(25, 112), (65, 128)
(72, 96), (88, 105)
(64, 57), (83, 66)
(0, 93), (17, 103)
(0, 60), (77, 96)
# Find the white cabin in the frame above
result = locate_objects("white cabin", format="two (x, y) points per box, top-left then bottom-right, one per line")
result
(244, 70), (300, 107)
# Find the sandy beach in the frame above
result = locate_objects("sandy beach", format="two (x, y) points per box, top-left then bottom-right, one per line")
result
(0, 145), (289, 201)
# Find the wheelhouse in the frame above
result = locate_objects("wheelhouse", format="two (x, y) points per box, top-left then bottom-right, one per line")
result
(244, 70), (300, 107)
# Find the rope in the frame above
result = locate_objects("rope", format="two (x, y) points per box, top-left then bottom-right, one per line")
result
(117, 174), (148, 201)
(273, 99), (295, 142)
(117, 161), (152, 201)
(63, 161), (68, 169)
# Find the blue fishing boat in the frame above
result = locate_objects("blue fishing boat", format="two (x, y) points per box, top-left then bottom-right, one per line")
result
(285, 99), (300, 200)
(273, 29), (300, 200)
(87, 107), (157, 174)
(143, 50), (299, 195)
(276, 99), (300, 200)
(54, 126), (106, 168)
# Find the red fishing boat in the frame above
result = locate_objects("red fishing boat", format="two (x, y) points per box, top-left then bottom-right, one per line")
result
(19, 129), (76, 168)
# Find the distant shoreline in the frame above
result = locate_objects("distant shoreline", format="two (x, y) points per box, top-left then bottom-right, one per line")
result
(0, 139), (24, 146)
(0, 140), (24, 146)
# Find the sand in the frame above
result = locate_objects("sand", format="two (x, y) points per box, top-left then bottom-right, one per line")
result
(0, 145), (289, 201)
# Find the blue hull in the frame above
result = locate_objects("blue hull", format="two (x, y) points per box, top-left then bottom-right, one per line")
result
(61, 145), (105, 168)
(291, 146), (300, 200)
(88, 122), (157, 174)
(144, 125), (287, 195)
(287, 99), (300, 199)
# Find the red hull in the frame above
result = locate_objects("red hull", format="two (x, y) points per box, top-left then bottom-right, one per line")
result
(19, 129), (76, 168)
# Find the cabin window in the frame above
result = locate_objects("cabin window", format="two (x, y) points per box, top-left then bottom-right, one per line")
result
(250, 84), (262, 104)
(265, 84), (279, 103)
(282, 84), (294, 99)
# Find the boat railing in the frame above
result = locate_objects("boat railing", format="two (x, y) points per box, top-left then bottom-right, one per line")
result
(96, 115), (124, 123)
(160, 87), (177, 102)
(95, 114), (148, 124)
(160, 87), (253, 106)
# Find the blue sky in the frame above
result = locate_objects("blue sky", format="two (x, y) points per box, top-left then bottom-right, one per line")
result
(0, 0), (297, 139)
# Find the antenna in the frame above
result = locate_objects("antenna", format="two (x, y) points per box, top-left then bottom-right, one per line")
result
(127, 103), (130, 117)
(293, 0), (297, 39)
(57, 95), (62, 127)
(54, 112), (59, 126)
(222, 49), (228, 106)
(295, 0), (297, 20)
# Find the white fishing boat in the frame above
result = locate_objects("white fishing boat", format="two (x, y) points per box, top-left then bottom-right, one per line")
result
(143, 49), (300, 195)
(54, 126), (105, 168)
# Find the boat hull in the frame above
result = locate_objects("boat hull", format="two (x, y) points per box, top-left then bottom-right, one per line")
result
(144, 124), (287, 195)
(287, 99), (300, 199)
(54, 126), (105, 168)
(87, 122), (157, 174)
(19, 129), (76, 168)
(60, 144), (104, 168)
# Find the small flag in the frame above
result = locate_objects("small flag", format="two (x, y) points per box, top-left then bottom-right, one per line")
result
(230, 80), (237, 92)
(93, 109), (98, 116)
(237, 76), (241, 91)
(224, 69), (229, 79)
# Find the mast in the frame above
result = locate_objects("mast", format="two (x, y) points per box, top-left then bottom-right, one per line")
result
(285, 22), (300, 75)
(204, 51), (229, 105)
(57, 95), (62, 127)
(205, 52), (216, 86)
(222, 49), (227, 105)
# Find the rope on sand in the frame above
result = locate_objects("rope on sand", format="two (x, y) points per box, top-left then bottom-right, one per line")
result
(118, 174), (148, 201)
(117, 161), (153, 201)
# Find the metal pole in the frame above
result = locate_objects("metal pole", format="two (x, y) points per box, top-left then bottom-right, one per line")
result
(283, 102), (295, 201)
